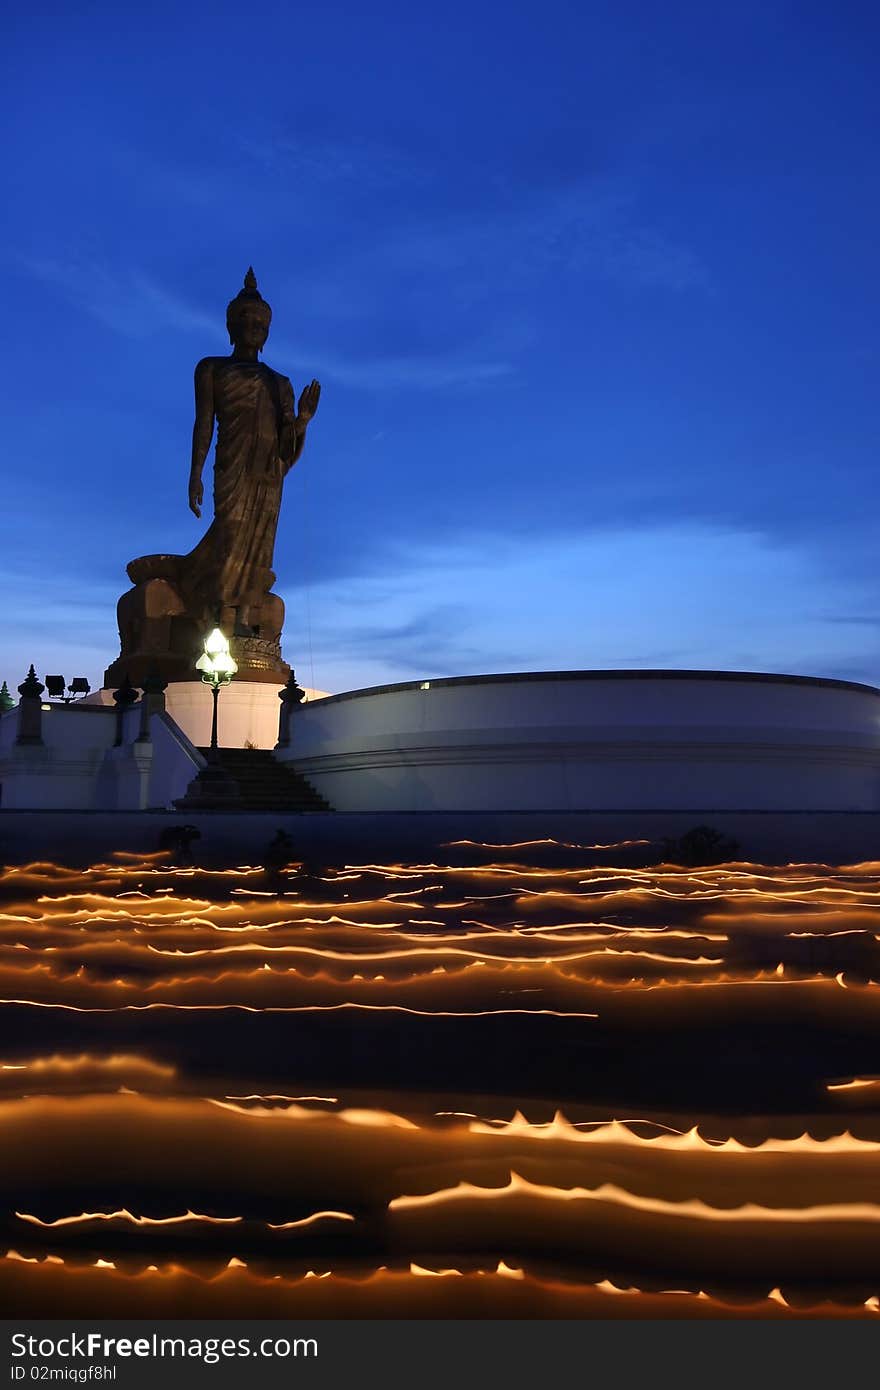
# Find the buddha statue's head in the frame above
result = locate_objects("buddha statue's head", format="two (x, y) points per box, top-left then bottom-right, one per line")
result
(227, 267), (272, 352)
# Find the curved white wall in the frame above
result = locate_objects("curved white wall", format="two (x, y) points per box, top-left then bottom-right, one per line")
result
(279, 670), (880, 812)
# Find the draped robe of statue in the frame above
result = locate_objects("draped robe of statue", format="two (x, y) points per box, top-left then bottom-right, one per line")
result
(182, 358), (298, 619)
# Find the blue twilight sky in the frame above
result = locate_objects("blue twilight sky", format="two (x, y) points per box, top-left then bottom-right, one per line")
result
(2, 0), (880, 695)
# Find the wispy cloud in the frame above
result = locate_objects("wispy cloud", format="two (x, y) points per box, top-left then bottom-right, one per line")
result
(0, 567), (119, 688)
(234, 131), (430, 193)
(18, 256), (514, 390)
(822, 613), (880, 628)
(229, 121), (708, 295)
(5, 521), (879, 697)
(360, 181), (710, 297)
(272, 339), (513, 390)
(18, 256), (217, 339)
(303, 602), (525, 675)
(283, 522), (880, 693)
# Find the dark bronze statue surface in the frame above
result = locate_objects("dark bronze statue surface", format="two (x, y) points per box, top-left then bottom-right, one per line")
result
(105, 270), (320, 687)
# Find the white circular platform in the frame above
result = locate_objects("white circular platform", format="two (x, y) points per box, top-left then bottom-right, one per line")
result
(278, 670), (880, 812)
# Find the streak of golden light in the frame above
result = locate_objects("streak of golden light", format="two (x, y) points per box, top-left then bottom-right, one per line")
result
(266, 1212), (356, 1230)
(0, 1000), (600, 1018)
(141, 941), (723, 966)
(16, 1210), (242, 1228)
(389, 1171), (880, 1222)
(827, 1078), (880, 1093)
(225, 1094), (338, 1103)
(0, 1054), (175, 1080)
(466, 1112), (880, 1152)
(205, 1100), (418, 1127)
(1, 1250), (877, 1318)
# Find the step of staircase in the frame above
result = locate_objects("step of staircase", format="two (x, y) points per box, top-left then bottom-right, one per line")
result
(174, 748), (332, 812)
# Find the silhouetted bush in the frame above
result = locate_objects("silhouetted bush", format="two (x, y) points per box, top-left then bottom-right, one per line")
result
(661, 824), (741, 866)
(158, 823), (202, 864)
(263, 828), (298, 873)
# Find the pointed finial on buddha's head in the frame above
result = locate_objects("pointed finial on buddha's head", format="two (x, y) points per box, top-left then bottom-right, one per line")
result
(226, 267), (272, 348)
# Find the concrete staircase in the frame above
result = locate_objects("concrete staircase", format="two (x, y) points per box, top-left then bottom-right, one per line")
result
(175, 747), (332, 812)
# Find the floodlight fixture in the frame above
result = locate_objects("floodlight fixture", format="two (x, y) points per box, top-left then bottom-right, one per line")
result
(44, 674), (91, 703)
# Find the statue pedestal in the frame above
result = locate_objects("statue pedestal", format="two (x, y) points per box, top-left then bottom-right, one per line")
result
(104, 560), (293, 689)
(88, 680), (329, 751)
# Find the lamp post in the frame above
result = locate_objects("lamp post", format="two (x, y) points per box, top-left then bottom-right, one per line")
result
(196, 628), (238, 762)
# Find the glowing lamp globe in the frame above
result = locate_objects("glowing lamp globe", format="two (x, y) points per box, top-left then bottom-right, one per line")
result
(196, 628), (238, 684)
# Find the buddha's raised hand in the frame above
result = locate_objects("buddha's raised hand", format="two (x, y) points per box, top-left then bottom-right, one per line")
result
(297, 380), (321, 424)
